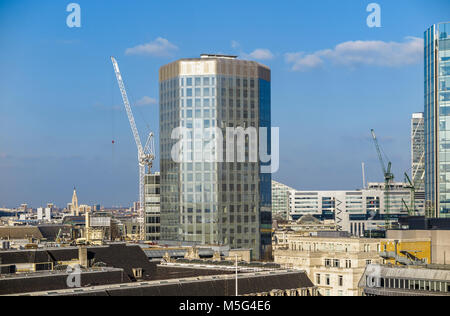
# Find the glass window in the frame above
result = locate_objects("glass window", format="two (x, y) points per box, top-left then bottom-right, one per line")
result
(187, 78), (192, 86)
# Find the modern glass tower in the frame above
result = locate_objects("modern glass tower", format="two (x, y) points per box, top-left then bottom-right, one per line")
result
(411, 112), (425, 215)
(272, 180), (294, 220)
(424, 22), (450, 218)
(159, 55), (272, 259)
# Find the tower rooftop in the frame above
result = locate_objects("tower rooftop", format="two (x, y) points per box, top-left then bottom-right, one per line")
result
(200, 54), (237, 59)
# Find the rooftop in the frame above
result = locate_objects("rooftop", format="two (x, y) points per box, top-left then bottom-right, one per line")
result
(11, 270), (315, 297)
(200, 54), (237, 59)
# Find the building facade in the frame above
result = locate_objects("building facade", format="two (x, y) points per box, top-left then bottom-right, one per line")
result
(159, 55), (272, 259)
(359, 264), (450, 296)
(386, 229), (450, 265)
(272, 180), (294, 220)
(424, 22), (450, 218)
(145, 172), (160, 241)
(412, 112), (426, 215)
(37, 208), (52, 221)
(287, 183), (412, 236)
(273, 233), (383, 296)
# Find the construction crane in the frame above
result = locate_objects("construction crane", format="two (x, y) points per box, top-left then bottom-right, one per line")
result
(371, 129), (395, 230)
(404, 172), (416, 216)
(111, 56), (155, 241)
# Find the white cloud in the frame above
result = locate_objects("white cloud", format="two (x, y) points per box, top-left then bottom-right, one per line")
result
(136, 96), (158, 106)
(245, 49), (275, 60)
(285, 52), (324, 71)
(231, 41), (274, 61)
(285, 37), (423, 71)
(125, 37), (178, 57)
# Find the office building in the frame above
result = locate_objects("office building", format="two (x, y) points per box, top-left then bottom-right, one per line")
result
(274, 214), (338, 235)
(359, 264), (450, 296)
(159, 54), (272, 259)
(287, 183), (412, 236)
(424, 22), (450, 218)
(145, 172), (160, 241)
(273, 232), (383, 296)
(386, 228), (450, 265)
(412, 112), (426, 215)
(37, 207), (52, 221)
(272, 180), (294, 220)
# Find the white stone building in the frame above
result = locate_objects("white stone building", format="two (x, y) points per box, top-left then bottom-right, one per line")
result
(273, 232), (383, 296)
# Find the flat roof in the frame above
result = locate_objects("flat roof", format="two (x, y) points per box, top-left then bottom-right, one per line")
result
(200, 54), (238, 59)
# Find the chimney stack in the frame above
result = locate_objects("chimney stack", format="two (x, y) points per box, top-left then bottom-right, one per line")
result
(78, 246), (88, 268)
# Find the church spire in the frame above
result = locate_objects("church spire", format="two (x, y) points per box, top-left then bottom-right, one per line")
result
(72, 187), (79, 216)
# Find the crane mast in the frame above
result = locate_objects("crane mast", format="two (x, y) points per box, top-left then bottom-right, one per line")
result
(111, 56), (155, 241)
(404, 172), (416, 216)
(371, 129), (394, 230)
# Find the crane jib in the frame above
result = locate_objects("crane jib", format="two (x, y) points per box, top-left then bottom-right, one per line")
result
(111, 56), (155, 241)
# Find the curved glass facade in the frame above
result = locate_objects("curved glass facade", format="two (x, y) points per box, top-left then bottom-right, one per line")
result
(159, 56), (272, 259)
(425, 22), (450, 218)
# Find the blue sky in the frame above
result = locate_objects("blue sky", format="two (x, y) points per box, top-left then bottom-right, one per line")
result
(0, 0), (449, 208)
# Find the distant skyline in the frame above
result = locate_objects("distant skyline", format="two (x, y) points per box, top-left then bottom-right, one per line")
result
(0, 0), (449, 208)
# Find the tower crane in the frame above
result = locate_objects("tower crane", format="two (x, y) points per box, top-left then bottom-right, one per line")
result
(371, 129), (394, 230)
(404, 172), (416, 216)
(111, 56), (155, 241)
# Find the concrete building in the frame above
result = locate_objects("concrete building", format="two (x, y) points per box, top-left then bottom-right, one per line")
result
(273, 232), (383, 296)
(272, 180), (294, 220)
(79, 205), (91, 215)
(424, 22), (450, 218)
(412, 112), (425, 215)
(359, 264), (450, 296)
(37, 207), (52, 221)
(145, 172), (160, 241)
(274, 215), (338, 235)
(386, 229), (450, 265)
(380, 239), (431, 266)
(159, 54), (272, 259)
(287, 182), (412, 236)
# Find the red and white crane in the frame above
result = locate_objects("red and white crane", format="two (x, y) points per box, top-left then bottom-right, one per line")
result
(111, 56), (155, 241)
